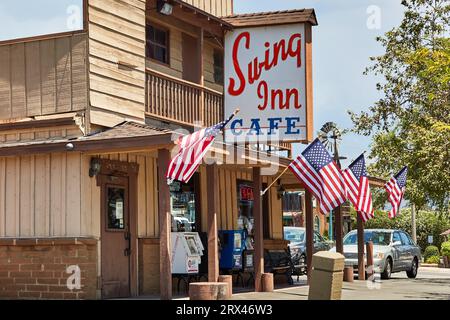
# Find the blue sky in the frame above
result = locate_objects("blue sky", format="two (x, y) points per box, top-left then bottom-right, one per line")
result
(0, 0), (405, 167)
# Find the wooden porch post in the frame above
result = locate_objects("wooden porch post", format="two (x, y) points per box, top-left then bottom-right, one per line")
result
(305, 189), (314, 282)
(253, 167), (264, 292)
(158, 148), (172, 300)
(198, 27), (205, 125)
(357, 213), (366, 280)
(207, 164), (219, 282)
(335, 206), (343, 254)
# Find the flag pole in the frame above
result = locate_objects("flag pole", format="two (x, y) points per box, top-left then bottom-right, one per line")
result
(260, 165), (291, 196)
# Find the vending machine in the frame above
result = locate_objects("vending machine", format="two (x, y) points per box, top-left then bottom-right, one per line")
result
(171, 232), (205, 274)
(219, 230), (245, 270)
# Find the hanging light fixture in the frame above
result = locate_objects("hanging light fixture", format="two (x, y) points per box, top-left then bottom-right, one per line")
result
(157, 0), (173, 15)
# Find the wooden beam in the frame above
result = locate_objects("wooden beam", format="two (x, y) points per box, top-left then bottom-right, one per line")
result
(304, 23), (314, 143)
(0, 134), (174, 157)
(253, 167), (264, 292)
(158, 148), (172, 300)
(207, 164), (219, 282)
(357, 213), (365, 280)
(305, 189), (314, 282)
(334, 205), (344, 254)
(198, 28), (205, 125)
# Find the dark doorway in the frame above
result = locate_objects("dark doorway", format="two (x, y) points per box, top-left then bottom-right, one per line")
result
(182, 33), (200, 83)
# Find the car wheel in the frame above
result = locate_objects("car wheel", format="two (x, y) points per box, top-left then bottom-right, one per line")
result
(381, 258), (392, 280)
(406, 258), (418, 279)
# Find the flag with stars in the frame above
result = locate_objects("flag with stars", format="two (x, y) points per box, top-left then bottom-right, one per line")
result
(166, 111), (237, 184)
(342, 154), (374, 222)
(384, 166), (408, 218)
(288, 138), (347, 215)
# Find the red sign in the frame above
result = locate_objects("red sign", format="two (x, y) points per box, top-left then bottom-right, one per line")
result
(240, 186), (254, 201)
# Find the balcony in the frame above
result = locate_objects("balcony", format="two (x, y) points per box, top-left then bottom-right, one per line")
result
(146, 69), (223, 128)
(145, 69), (293, 157)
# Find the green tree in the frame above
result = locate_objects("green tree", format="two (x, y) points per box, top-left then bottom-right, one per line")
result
(349, 0), (450, 212)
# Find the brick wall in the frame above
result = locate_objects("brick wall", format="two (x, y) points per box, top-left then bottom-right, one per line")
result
(138, 238), (160, 295)
(0, 238), (98, 299)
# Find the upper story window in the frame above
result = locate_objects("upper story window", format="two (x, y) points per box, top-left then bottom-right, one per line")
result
(213, 49), (224, 85)
(146, 24), (169, 65)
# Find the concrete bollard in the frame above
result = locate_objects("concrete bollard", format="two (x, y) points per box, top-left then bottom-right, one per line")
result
(308, 251), (345, 300)
(189, 282), (229, 300)
(218, 275), (233, 299)
(343, 266), (354, 282)
(261, 273), (274, 292)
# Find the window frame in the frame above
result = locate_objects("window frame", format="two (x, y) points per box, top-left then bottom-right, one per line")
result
(146, 23), (170, 66)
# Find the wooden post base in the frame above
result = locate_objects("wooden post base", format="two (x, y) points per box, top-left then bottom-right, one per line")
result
(189, 282), (229, 300)
(343, 266), (354, 282)
(218, 275), (233, 298)
(261, 273), (274, 292)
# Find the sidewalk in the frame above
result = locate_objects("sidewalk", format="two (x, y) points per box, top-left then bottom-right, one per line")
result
(229, 267), (450, 300)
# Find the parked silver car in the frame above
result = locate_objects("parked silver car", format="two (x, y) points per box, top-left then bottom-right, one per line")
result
(330, 229), (421, 279)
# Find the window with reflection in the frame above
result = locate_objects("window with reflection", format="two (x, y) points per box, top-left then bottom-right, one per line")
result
(107, 187), (125, 230)
(146, 24), (169, 64)
(170, 177), (199, 232)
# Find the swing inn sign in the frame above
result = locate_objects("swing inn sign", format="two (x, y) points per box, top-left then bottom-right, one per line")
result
(0, 0), (319, 300)
(225, 19), (314, 144)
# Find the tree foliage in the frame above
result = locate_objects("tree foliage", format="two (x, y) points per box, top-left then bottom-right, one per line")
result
(349, 0), (450, 211)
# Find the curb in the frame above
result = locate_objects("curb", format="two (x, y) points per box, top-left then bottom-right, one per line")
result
(421, 263), (439, 267)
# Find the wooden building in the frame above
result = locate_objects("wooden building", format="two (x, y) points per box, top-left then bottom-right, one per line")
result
(0, 0), (322, 299)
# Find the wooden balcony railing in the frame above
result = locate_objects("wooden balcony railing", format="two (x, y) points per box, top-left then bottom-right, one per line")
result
(146, 69), (223, 127)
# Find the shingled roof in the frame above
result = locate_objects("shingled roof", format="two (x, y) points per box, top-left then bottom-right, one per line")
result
(222, 9), (318, 27)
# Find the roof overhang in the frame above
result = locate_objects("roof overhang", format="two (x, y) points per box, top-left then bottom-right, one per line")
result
(223, 9), (318, 28)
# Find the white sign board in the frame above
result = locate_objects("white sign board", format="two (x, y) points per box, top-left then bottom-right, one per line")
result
(224, 24), (307, 143)
(428, 235), (433, 244)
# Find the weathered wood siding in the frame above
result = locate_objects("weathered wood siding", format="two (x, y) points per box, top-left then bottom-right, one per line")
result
(0, 153), (99, 238)
(182, 0), (233, 16)
(96, 152), (159, 238)
(0, 125), (83, 144)
(0, 34), (88, 121)
(88, 0), (146, 127)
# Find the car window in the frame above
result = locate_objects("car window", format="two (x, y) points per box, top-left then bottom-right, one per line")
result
(400, 232), (411, 245)
(343, 232), (357, 245)
(393, 232), (401, 244)
(406, 233), (415, 245)
(284, 229), (305, 243)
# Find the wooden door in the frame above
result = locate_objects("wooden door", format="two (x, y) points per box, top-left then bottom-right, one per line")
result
(182, 33), (200, 83)
(101, 175), (131, 299)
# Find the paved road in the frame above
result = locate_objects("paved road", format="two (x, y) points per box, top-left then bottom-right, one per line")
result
(230, 267), (450, 300)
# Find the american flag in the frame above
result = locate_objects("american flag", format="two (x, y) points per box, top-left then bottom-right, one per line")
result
(384, 166), (408, 218)
(166, 112), (237, 184)
(342, 154), (374, 222)
(288, 138), (346, 215)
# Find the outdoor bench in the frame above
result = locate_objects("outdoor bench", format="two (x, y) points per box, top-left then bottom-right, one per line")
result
(264, 249), (294, 285)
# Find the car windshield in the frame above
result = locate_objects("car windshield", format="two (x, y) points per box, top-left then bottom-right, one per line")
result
(284, 229), (305, 243)
(343, 231), (391, 246)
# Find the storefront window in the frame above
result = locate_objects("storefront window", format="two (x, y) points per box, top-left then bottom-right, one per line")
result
(314, 215), (320, 233)
(170, 179), (197, 232)
(237, 181), (255, 249)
